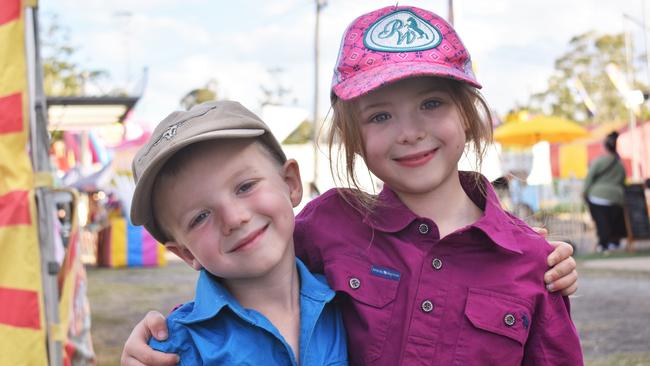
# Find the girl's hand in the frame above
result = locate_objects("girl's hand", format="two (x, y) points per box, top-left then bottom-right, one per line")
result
(532, 227), (578, 296)
(121, 311), (178, 366)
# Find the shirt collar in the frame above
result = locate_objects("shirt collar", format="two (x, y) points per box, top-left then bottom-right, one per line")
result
(365, 171), (524, 254)
(176, 258), (333, 325)
(362, 186), (418, 233)
(468, 173), (525, 254)
(296, 257), (335, 302)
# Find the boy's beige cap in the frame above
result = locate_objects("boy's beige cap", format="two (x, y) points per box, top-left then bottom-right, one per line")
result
(130, 100), (286, 242)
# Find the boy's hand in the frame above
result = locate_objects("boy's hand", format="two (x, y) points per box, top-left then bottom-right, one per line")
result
(121, 311), (178, 366)
(545, 240), (578, 295)
(532, 227), (578, 296)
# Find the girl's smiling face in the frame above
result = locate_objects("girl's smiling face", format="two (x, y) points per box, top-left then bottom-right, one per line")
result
(356, 76), (467, 200)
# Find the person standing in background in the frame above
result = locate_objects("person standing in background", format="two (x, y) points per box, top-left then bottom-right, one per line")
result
(583, 131), (627, 253)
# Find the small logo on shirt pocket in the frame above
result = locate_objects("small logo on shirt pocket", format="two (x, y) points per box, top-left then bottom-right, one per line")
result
(370, 265), (401, 281)
(521, 313), (530, 329)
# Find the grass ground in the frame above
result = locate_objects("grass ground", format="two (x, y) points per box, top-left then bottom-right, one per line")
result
(87, 260), (195, 366)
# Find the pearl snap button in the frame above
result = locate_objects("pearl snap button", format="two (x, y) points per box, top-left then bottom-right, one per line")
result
(349, 277), (361, 289)
(431, 258), (443, 270)
(421, 300), (434, 313)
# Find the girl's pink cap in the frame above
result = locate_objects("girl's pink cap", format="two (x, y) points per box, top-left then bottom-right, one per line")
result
(331, 5), (481, 101)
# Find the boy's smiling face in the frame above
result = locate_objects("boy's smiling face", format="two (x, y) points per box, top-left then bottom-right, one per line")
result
(153, 139), (302, 280)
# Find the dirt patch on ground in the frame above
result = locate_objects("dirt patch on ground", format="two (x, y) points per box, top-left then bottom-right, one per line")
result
(571, 267), (650, 365)
(87, 260), (195, 365)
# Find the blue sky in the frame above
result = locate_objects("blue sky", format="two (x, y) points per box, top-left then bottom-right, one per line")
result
(40, 0), (648, 130)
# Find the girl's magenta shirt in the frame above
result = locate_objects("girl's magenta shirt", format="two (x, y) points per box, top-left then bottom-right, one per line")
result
(294, 172), (583, 365)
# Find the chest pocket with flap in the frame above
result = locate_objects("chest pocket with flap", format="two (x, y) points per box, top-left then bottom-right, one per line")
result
(326, 258), (400, 363)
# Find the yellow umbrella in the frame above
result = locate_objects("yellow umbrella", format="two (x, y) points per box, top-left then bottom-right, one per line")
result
(494, 115), (589, 147)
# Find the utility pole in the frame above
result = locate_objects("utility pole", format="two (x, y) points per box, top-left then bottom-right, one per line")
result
(448, 0), (454, 25)
(642, 0), (650, 88)
(27, 7), (63, 366)
(622, 9), (650, 179)
(312, 0), (326, 196)
(623, 16), (642, 181)
(623, 11), (650, 87)
(625, 19), (640, 182)
(114, 11), (133, 87)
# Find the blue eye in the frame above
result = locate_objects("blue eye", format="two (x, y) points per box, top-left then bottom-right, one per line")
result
(190, 211), (210, 229)
(369, 113), (390, 123)
(422, 99), (441, 110)
(237, 180), (257, 194)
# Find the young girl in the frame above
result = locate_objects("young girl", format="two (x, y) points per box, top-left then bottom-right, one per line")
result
(121, 5), (581, 365)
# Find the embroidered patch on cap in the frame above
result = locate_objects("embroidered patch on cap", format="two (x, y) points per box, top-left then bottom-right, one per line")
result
(364, 10), (441, 52)
(370, 265), (401, 281)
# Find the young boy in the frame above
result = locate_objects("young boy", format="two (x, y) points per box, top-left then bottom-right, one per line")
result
(129, 100), (348, 365)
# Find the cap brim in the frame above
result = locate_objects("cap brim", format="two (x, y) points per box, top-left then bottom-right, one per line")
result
(332, 61), (482, 101)
(130, 129), (265, 242)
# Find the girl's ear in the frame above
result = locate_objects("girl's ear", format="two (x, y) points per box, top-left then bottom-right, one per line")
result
(164, 242), (203, 271)
(282, 159), (303, 208)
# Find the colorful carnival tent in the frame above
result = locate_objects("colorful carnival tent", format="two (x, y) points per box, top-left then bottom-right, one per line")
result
(104, 132), (166, 268)
(550, 120), (649, 180)
(50, 128), (166, 269)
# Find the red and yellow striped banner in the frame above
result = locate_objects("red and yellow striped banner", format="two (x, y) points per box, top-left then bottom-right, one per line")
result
(0, 190), (32, 226)
(0, 0), (48, 364)
(0, 287), (41, 329)
(0, 92), (24, 133)
(0, 0), (20, 24)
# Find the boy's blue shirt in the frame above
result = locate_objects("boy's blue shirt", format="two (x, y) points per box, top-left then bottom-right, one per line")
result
(149, 258), (348, 365)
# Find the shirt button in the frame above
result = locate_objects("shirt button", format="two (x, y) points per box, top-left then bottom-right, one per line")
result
(348, 277), (361, 289)
(418, 223), (429, 234)
(421, 300), (434, 313)
(431, 258), (443, 270)
(504, 313), (516, 327)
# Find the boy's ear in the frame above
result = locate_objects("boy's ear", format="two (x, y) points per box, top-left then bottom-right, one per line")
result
(282, 159), (303, 207)
(164, 241), (203, 271)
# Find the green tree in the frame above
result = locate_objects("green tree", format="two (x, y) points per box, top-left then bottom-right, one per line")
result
(283, 120), (313, 144)
(525, 32), (649, 124)
(180, 79), (218, 110)
(40, 14), (108, 96)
